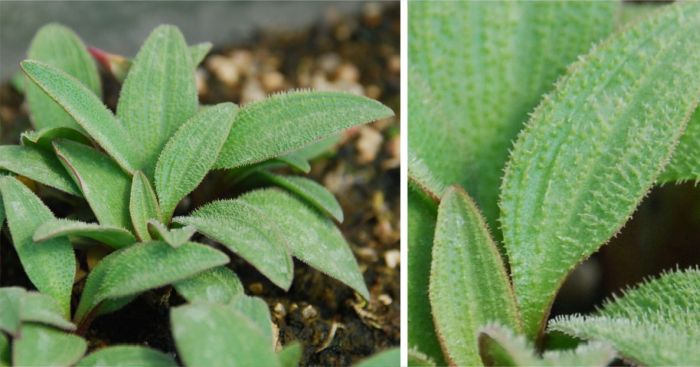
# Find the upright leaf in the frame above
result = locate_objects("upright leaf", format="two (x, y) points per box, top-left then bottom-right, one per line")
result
(25, 23), (101, 131)
(173, 266), (243, 304)
(54, 140), (132, 231)
(409, 1), (615, 230)
(21, 60), (139, 173)
(0, 145), (81, 196)
(13, 324), (87, 367)
(129, 171), (161, 241)
(215, 91), (394, 169)
(171, 302), (279, 367)
(77, 346), (176, 367)
(273, 153), (311, 173)
(257, 172), (343, 221)
(174, 200), (294, 290)
(118, 25), (198, 178)
(660, 108), (700, 183)
(430, 187), (521, 366)
(155, 103), (237, 219)
(0, 176), (75, 316)
(499, 3), (700, 339)
(33, 218), (136, 249)
(239, 189), (369, 299)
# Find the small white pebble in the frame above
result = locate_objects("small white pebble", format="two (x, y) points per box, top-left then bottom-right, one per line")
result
(384, 249), (400, 269)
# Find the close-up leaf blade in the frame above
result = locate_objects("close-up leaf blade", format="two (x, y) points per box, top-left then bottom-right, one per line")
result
(12, 324), (87, 367)
(257, 172), (343, 221)
(0, 145), (82, 196)
(129, 171), (161, 241)
(659, 108), (700, 183)
(147, 219), (196, 248)
(173, 266), (243, 304)
(33, 218), (136, 249)
(76, 345), (176, 367)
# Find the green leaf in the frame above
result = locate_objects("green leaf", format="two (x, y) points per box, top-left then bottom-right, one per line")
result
(0, 287), (75, 334)
(239, 189), (369, 299)
(130, 171), (161, 241)
(0, 333), (8, 367)
(171, 302), (280, 367)
(13, 324), (87, 367)
(77, 346), (176, 367)
(118, 25), (198, 178)
(0, 176), (75, 317)
(33, 218), (136, 249)
(174, 200), (293, 290)
(75, 241), (228, 323)
(21, 60), (139, 173)
(21, 126), (92, 151)
(478, 324), (615, 367)
(660, 107), (700, 183)
(430, 187), (521, 366)
(25, 23), (101, 131)
(258, 172), (343, 221)
(549, 268), (700, 366)
(148, 220), (196, 248)
(354, 348), (400, 367)
(407, 185), (444, 366)
(0, 145), (81, 196)
(278, 342), (302, 367)
(215, 91), (394, 169)
(408, 349), (436, 367)
(409, 1), (615, 229)
(190, 42), (212, 66)
(500, 3), (700, 339)
(273, 153), (311, 173)
(0, 288), (22, 335)
(54, 140), (132, 230)
(230, 295), (274, 348)
(173, 266), (243, 304)
(155, 102), (237, 219)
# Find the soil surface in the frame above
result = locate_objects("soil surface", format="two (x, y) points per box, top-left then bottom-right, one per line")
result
(0, 3), (400, 366)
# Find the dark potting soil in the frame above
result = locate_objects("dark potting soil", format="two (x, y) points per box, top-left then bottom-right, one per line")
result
(0, 3), (399, 366)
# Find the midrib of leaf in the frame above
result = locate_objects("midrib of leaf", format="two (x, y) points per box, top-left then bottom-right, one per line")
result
(500, 3), (700, 339)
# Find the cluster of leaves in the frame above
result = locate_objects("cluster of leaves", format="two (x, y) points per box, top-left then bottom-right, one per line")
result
(409, 1), (700, 366)
(0, 23), (396, 366)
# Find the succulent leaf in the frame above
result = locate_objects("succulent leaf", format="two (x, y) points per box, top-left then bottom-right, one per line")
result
(273, 153), (311, 173)
(0, 145), (82, 196)
(229, 295), (275, 348)
(257, 172), (343, 222)
(147, 220), (196, 248)
(21, 126), (92, 151)
(129, 171), (161, 241)
(0, 287), (75, 334)
(33, 218), (136, 249)
(13, 324), (87, 367)
(173, 266), (243, 304)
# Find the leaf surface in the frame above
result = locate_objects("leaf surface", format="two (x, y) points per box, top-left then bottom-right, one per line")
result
(117, 25), (197, 178)
(148, 220), (196, 248)
(278, 342), (302, 367)
(0, 333), (8, 367)
(171, 302), (279, 367)
(13, 324), (86, 367)
(0, 145), (81, 196)
(21, 126), (92, 151)
(215, 91), (393, 169)
(500, 3), (700, 339)
(54, 140), (132, 230)
(273, 153), (311, 173)
(129, 171), (161, 241)
(230, 295), (275, 348)
(33, 218), (136, 249)
(77, 346), (176, 367)
(0, 176), (75, 316)
(430, 187), (521, 366)
(660, 107), (700, 183)
(155, 102), (237, 219)
(174, 200), (293, 289)
(22, 60), (138, 173)
(239, 189), (369, 298)
(25, 23), (101, 131)
(354, 348), (400, 367)
(190, 42), (212, 66)
(258, 172), (343, 221)
(173, 266), (243, 304)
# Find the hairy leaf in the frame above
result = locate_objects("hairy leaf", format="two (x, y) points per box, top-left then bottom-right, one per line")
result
(354, 348), (400, 367)
(0, 288), (22, 335)
(75, 241), (228, 322)
(0, 176), (75, 316)
(54, 140), (132, 230)
(129, 171), (161, 241)
(13, 324), (87, 367)
(660, 108), (700, 183)
(278, 342), (302, 367)
(0, 287), (75, 334)
(408, 349), (436, 367)
(407, 185), (444, 365)
(230, 295), (275, 348)
(239, 189), (369, 299)
(215, 91), (393, 169)
(171, 302), (279, 367)
(173, 266), (243, 304)
(118, 25), (197, 178)
(258, 172), (343, 221)
(500, 3), (700, 339)
(174, 200), (293, 289)
(77, 346), (176, 367)
(25, 23), (101, 131)
(409, 1), (615, 229)
(0, 145), (81, 196)
(21, 60), (139, 173)
(34, 218), (136, 249)
(478, 324), (615, 367)
(190, 42), (212, 66)
(430, 187), (521, 366)
(148, 220), (196, 248)
(0, 333), (8, 367)
(155, 103), (237, 219)
(21, 127), (92, 151)
(274, 153), (311, 173)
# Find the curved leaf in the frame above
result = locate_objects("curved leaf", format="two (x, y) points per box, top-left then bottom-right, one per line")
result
(258, 172), (343, 221)
(148, 220), (196, 248)
(660, 108), (700, 183)
(0, 176), (75, 316)
(77, 346), (176, 367)
(118, 25), (198, 178)
(174, 200), (293, 290)
(239, 189), (369, 299)
(171, 302), (279, 367)
(21, 126), (92, 151)
(0, 145), (81, 196)
(500, 3), (700, 339)
(190, 42), (212, 66)
(155, 102), (237, 219)
(33, 218), (136, 249)
(273, 153), (311, 173)
(230, 295), (275, 348)
(13, 324), (87, 367)
(25, 23), (101, 131)
(129, 171), (161, 241)
(354, 348), (400, 367)
(21, 60), (138, 173)
(278, 342), (302, 367)
(430, 187), (521, 366)
(54, 140), (132, 231)
(173, 266), (243, 304)
(0, 287), (75, 334)
(215, 91), (394, 169)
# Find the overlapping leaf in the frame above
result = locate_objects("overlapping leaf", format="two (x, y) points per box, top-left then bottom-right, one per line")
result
(148, 220), (196, 248)
(0, 145), (81, 196)
(0, 287), (75, 334)
(258, 172), (343, 221)
(77, 346), (176, 367)
(230, 295), (275, 348)
(660, 108), (700, 183)
(500, 3), (700, 339)
(13, 324), (87, 367)
(129, 171), (161, 241)
(21, 126), (92, 151)
(173, 266), (243, 304)
(33, 218), (136, 249)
